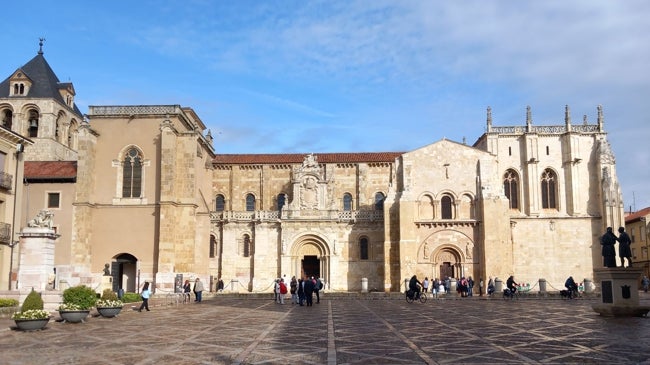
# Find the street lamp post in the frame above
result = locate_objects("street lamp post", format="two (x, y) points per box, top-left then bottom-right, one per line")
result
(641, 217), (649, 277)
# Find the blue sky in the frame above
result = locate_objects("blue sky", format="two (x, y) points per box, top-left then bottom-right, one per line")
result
(2, 1), (649, 210)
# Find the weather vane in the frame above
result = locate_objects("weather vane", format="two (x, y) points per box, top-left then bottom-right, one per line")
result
(38, 37), (46, 54)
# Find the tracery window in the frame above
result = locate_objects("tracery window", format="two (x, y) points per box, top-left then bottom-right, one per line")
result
(541, 168), (557, 209)
(503, 169), (519, 210)
(122, 147), (142, 198)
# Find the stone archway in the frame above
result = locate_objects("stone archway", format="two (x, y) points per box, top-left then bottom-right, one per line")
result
(289, 234), (331, 284)
(111, 253), (138, 293)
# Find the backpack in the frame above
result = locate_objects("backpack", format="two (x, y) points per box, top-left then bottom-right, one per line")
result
(279, 282), (288, 294)
(318, 280), (323, 290)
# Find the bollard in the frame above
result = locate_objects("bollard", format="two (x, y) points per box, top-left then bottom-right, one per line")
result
(495, 278), (503, 292)
(404, 278), (409, 292)
(361, 278), (368, 293)
(230, 279), (239, 293)
(538, 278), (547, 294)
(450, 278), (458, 295)
(583, 278), (593, 293)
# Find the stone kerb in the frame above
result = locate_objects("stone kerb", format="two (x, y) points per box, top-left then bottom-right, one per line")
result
(17, 227), (58, 292)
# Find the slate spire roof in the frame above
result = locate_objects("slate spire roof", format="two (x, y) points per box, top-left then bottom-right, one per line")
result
(0, 47), (83, 116)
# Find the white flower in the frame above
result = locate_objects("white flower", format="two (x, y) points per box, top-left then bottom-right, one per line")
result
(12, 309), (50, 320)
(96, 299), (123, 308)
(58, 303), (82, 311)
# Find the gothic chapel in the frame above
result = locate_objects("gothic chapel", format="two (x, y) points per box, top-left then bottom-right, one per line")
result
(0, 46), (625, 294)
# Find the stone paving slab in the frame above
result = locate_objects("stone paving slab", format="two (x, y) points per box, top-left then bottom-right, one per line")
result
(0, 293), (649, 365)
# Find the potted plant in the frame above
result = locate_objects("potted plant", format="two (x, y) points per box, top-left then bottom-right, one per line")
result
(58, 285), (96, 323)
(95, 289), (123, 318)
(11, 289), (50, 331)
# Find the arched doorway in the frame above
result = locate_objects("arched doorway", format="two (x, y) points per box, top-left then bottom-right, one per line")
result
(433, 248), (462, 280)
(290, 234), (330, 284)
(111, 253), (138, 293)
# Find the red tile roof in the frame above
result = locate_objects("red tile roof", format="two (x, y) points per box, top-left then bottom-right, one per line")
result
(625, 206), (650, 223)
(212, 152), (404, 164)
(24, 161), (77, 180)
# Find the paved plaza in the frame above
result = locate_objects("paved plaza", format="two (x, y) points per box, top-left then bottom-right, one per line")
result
(1, 292), (649, 365)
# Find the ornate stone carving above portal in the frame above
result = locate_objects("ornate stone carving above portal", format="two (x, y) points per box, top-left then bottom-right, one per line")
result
(289, 154), (334, 213)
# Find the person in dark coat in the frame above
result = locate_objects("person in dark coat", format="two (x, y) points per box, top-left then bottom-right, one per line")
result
(600, 227), (618, 268)
(297, 278), (305, 306)
(617, 227), (632, 267)
(303, 276), (315, 306)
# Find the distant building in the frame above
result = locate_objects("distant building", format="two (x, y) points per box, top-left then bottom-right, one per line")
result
(625, 207), (650, 278)
(0, 46), (626, 293)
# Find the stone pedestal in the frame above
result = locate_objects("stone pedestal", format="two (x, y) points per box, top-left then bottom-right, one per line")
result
(17, 227), (58, 291)
(592, 268), (650, 317)
(100, 275), (113, 294)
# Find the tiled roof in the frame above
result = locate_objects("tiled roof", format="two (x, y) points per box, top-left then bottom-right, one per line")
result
(24, 161), (77, 180)
(212, 152), (404, 164)
(625, 206), (650, 223)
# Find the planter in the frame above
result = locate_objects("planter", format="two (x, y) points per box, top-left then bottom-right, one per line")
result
(96, 306), (123, 318)
(14, 318), (50, 331)
(59, 310), (90, 323)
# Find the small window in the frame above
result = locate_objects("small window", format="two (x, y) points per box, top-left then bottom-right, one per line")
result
(374, 192), (385, 211)
(343, 193), (353, 211)
(245, 194), (255, 211)
(277, 194), (286, 211)
(243, 234), (251, 257)
(360, 237), (369, 260)
(47, 192), (60, 209)
(209, 235), (217, 258)
(508, 146), (512, 156)
(215, 195), (225, 211)
(546, 146), (550, 155)
(441, 195), (453, 219)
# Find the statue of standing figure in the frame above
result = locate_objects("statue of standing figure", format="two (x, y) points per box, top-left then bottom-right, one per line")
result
(600, 227), (617, 268)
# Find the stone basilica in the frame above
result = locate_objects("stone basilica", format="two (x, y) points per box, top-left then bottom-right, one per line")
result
(0, 47), (625, 295)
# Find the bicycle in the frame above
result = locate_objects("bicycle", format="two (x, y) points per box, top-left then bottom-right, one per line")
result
(406, 289), (427, 303)
(503, 288), (519, 300)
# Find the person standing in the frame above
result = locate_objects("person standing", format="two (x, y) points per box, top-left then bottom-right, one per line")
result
(297, 278), (305, 306)
(479, 277), (484, 297)
(314, 276), (323, 304)
(278, 278), (287, 304)
(422, 277), (429, 294)
(600, 227), (618, 268)
(182, 279), (191, 303)
(617, 227), (632, 267)
(139, 281), (151, 312)
(194, 277), (204, 303)
(304, 276), (315, 306)
(290, 276), (298, 304)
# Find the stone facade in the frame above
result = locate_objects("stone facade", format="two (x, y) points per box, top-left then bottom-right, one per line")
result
(0, 49), (627, 295)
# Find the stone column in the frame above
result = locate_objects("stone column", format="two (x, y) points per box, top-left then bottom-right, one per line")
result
(17, 227), (58, 291)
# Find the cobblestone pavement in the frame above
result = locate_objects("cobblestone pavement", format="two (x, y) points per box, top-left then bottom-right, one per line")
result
(1, 293), (649, 365)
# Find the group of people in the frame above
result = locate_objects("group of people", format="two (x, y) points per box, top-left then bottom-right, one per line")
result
(274, 275), (323, 306)
(600, 226), (632, 268)
(410, 275), (482, 297)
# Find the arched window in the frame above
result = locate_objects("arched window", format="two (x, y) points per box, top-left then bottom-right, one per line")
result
(541, 169), (557, 209)
(209, 235), (216, 258)
(419, 194), (434, 219)
(343, 193), (353, 211)
(441, 195), (453, 219)
(245, 194), (256, 211)
(2, 109), (12, 130)
(243, 234), (251, 257)
(503, 169), (519, 210)
(215, 194), (225, 211)
(277, 193), (286, 211)
(28, 109), (39, 138)
(374, 192), (385, 211)
(67, 120), (78, 149)
(360, 237), (369, 260)
(122, 147), (142, 198)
